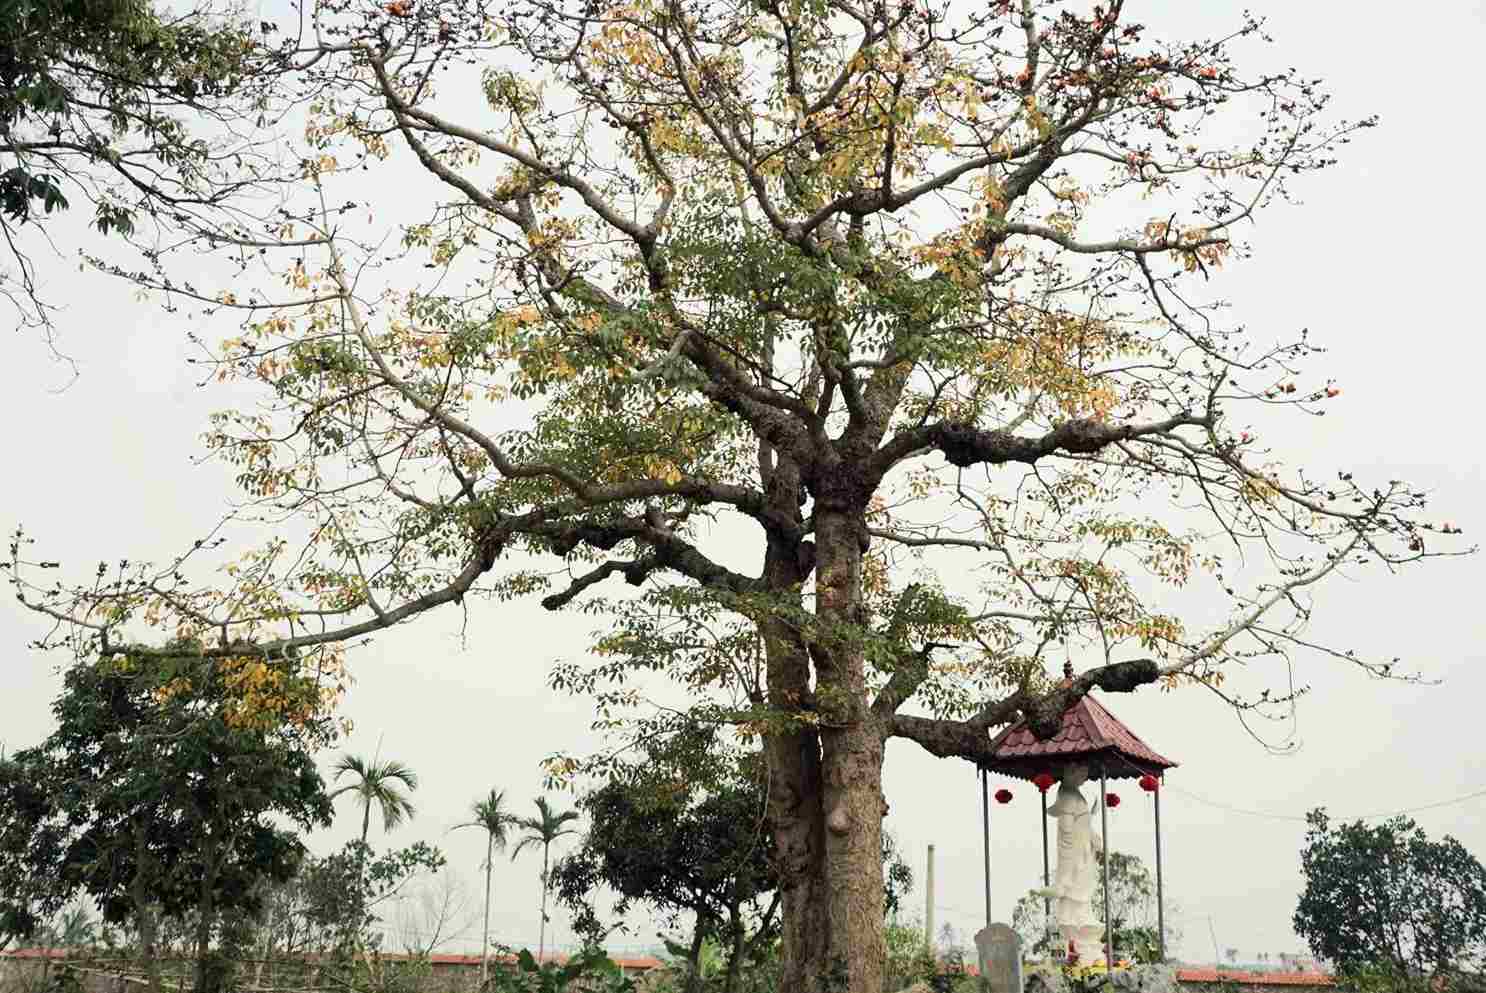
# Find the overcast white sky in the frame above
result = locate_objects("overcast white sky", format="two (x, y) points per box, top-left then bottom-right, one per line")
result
(4, 0), (1486, 967)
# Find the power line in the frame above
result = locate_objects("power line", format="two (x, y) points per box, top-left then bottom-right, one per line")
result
(1097, 751), (1486, 824)
(1165, 783), (1486, 824)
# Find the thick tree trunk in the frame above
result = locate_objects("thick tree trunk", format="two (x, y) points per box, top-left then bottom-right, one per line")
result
(819, 721), (887, 992)
(193, 835), (222, 993)
(767, 733), (886, 993)
(132, 823), (163, 993)
(683, 926), (706, 993)
(760, 585), (829, 988)
(764, 504), (887, 992)
(723, 907), (741, 993)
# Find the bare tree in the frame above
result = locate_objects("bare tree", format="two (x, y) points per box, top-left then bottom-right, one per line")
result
(392, 869), (476, 958)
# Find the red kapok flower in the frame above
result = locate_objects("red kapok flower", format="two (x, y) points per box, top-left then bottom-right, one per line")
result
(1105, 792), (1121, 808)
(995, 788), (1013, 805)
(1033, 772), (1057, 793)
(1139, 774), (1159, 793)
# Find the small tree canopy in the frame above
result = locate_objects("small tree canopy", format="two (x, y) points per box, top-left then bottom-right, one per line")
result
(0, 655), (334, 944)
(1293, 809), (1486, 991)
(551, 738), (783, 953)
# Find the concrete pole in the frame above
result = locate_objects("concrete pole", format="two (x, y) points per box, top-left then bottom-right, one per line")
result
(982, 769), (993, 992)
(1154, 782), (1167, 963)
(1100, 768), (1112, 973)
(1041, 790), (1051, 948)
(981, 769), (992, 927)
(926, 843), (936, 956)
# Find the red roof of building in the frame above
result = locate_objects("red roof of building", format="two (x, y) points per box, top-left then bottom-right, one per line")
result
(1176, 969), (1334, 987)
(986, 692), (1177, 781)
(0, 948), (664, 972)
(366, 951), (663, 972)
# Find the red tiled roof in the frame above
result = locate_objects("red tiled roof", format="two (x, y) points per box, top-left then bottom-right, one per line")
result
(986, 692), (1177, 781)
(1, 949), (663, 972)
(1176, 969), (1334, 986)
(425, 952), (660, 971)
(611, 956), (664, 971)
(399, 952), (662, 971)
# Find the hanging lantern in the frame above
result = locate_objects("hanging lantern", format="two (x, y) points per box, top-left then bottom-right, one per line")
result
(1033, 772), (1056, 793)
(994, 788), (1013, 804)
(1105, 792), (1121, 808)
(1139, 774), (1160, 792)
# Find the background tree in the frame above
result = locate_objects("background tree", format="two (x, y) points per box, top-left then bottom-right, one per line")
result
(391, 865), (475, 958)
(512, 796), (581, 963)
(883, 916), (935, 993)
(14, 0), (1461, 987)
(39, 900), (97, 950)
(0, 655), (333, 993)
(303, 841), (448, 959)
(209, 839), (448, 992)
(1294, 809), (1486, 992)
(331, 753), (420, 846)
(453, 787), (516, 985)
(552, 754), (782, 993)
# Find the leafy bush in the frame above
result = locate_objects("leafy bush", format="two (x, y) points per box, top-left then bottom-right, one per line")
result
(488, 947), (635, 993)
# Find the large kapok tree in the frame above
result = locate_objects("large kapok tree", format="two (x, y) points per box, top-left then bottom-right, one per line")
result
(9, 0), (1463, 989)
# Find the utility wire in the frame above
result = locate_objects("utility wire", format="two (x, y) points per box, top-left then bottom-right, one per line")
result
(1165, 783), (1486, 824)
(1098, 751), (1486, 824)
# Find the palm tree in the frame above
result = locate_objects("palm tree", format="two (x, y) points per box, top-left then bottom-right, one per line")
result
(329, 752), (420, 845)
(453, 788), (517, 986)
(43, 901), (96, 949)
(511, 797), (581, 963)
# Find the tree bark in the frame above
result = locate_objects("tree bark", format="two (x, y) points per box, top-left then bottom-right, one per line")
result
(193, 833), (222, 993)
(684, 926), (706, 993)
(132, 823), (163, 993)
(763, 505), (887, 993)
(724, 902), (744, 993)
(759, 530), (830, 991)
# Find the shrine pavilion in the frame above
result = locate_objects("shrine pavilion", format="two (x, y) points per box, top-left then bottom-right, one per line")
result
(974, 668), (1179, 972)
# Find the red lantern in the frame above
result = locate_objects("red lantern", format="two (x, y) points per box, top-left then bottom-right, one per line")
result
(1139, 774), (1159, 792)
(994, 788), (1013, 804)
(1033, 772), (1056, 793)
(1105, 792), (1121, 808)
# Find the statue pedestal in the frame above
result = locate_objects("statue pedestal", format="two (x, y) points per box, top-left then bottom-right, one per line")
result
(1062, 923), (1104, 966)
(1024, 963), (1177, 993)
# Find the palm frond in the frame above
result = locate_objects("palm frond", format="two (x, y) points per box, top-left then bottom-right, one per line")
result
(328, 750), (420, 836)
(456, 787), (516, 849)
(510, 797), (582, 859)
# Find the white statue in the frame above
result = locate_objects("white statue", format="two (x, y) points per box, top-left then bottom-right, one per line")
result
(1038, 764), (1105, 964)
